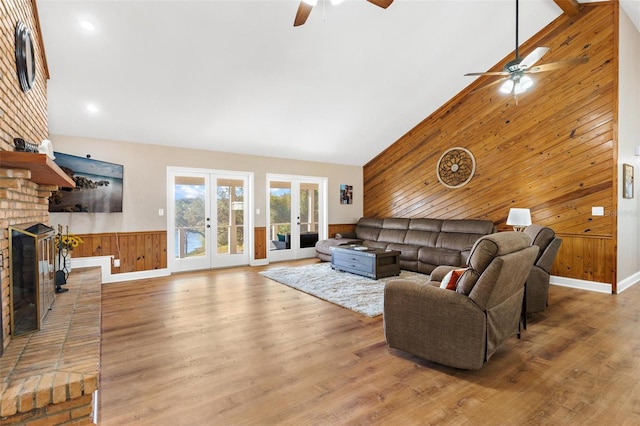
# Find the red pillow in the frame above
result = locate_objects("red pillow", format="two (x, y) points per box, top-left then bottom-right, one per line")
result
(440, 268), (467, 290)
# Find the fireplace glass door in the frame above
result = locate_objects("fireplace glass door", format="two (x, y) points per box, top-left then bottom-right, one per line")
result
(9, 223), (56, 336)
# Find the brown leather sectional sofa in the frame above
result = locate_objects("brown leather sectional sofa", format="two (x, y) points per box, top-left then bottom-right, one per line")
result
(315, 217), (496, 274)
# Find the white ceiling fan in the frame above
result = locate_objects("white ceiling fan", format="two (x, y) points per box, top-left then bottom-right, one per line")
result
(465, 0), (589, 101)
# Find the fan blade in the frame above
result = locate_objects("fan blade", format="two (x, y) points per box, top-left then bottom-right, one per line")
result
(526, 57), (589, 73)
(519, 47), (550, 69)
(465, 71), (510, 77)
(470, 77), (510, 94)
(367, 0), (394, 9)
(294, 1), (314, 27)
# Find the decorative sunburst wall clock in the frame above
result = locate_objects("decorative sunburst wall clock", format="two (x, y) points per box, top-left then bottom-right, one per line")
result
(436, 147), (476, 189)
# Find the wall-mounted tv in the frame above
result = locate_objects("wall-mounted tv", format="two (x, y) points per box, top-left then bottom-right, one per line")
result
(48, 152), (123, 213)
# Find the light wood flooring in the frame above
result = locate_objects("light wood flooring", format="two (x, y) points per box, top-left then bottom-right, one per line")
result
(98, 259), (640, 425)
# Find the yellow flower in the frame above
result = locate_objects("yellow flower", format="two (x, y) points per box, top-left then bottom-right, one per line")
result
(56, 233), (83, 250)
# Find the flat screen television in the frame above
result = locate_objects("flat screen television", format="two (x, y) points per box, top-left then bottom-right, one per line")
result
(48, 152), (124, 213)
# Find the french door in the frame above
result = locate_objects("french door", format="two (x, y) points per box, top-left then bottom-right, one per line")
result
(267, 174), (327, 262)
(168, 167), (252, 272)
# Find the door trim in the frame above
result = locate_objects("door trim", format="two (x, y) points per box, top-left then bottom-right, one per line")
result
(266, 173), (327, 262)
(167, 166), (254, 273)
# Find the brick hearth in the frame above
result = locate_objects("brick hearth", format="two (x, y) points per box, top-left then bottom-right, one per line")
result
(0, 267), (101, 424)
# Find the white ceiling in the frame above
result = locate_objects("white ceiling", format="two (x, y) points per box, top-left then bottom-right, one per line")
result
(37, 1), (637, 166)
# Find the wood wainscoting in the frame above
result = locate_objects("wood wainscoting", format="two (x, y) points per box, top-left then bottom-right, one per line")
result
(329, 223), (357, 238)
(254, 227), (267, 260)
(74, 226), (357, 270)
(552, 234), (614, 285)
(73, 231), (167, 274)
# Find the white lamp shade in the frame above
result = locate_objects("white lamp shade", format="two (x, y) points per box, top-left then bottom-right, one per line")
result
(506, 208), (532, 227)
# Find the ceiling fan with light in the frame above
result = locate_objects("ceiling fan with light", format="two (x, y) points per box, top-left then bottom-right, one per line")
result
(294, 0), (394, 27)
(465, 0), (588, 100)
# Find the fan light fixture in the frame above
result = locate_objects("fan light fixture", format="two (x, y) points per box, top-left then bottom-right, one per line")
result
(500, 75), (533, 95)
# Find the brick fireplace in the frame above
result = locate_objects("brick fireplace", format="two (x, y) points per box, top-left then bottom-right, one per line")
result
(1, 2), (99, 423)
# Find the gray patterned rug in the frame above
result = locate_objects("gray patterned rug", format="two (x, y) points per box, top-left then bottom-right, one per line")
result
(259, 262), (429, 317)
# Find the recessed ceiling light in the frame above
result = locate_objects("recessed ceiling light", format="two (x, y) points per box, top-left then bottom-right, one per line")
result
(80, 20), (95, 32)
(85, 103), (99, 114)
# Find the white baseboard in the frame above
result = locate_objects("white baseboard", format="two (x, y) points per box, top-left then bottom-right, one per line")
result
(550, 275), (612, 294)
(616, 271), (640, 293)
(71, 256), (636, 294)
(70, 256), (169, 284)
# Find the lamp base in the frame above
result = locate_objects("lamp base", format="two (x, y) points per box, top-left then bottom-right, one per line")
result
(512, 226), (527, 232)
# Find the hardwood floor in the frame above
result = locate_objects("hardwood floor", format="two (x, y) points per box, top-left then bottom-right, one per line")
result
(99, 259), (640, 425)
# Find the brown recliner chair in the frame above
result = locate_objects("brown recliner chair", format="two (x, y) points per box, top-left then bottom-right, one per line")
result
(383, 232), (539, 370)
(523, 224), (562, 313)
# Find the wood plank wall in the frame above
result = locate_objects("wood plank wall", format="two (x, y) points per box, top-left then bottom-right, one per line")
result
(363, 4), (618, 290)
(72, 231), (167, 274)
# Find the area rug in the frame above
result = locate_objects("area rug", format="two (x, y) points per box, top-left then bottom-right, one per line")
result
(259, 262), (429, 317)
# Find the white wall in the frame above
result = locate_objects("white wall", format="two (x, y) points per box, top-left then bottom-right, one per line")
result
(616, 6), (640, 289)
(48, 134), (363, 234)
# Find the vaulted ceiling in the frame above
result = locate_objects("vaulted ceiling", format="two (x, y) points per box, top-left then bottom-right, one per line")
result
(37, 0), (639, 166)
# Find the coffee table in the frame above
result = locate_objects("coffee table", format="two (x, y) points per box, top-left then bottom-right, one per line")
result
(331, 246), (401, 279)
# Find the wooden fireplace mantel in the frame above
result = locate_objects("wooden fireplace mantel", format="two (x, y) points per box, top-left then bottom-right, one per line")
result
(0, 151), (75, 187)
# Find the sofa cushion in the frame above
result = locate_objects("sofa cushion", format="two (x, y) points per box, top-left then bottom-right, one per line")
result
(378, 228), (408, 244)
(405, 219), (441, 249)
(383, 218), (411, 230)
(418, 246), (461, 267)
(404, 229), (439, 247)
(363, 240), (389, 250)
(409, 218), (443, 232)
(387, 243), (420, 261)
(441, 219), (495, 234)
(436, 218), (494, 252)
(355, 217), (384, 241)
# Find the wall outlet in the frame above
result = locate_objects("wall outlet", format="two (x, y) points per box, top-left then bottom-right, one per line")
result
(113, 259), (120, 267)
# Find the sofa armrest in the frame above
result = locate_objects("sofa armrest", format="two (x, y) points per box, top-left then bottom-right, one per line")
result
(335, 232), (358, 239)
(536, 238), (562, 273)
(429, 265), (458, 283)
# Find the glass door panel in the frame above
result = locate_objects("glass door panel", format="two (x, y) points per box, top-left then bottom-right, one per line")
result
(214, 177), (249, 268)
(269, 181), (292, 252)
(171, 174), (210, 271)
